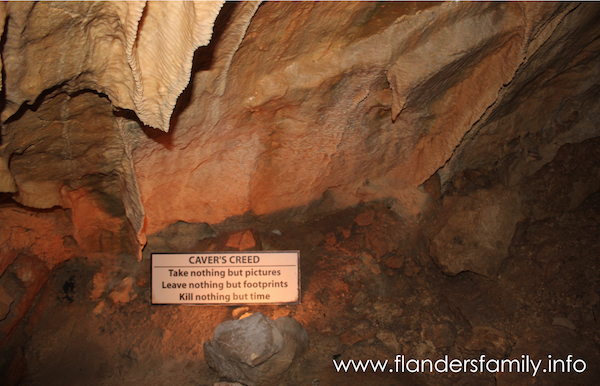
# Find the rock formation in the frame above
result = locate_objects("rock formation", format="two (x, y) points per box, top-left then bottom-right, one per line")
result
(204, 312), (308, 386)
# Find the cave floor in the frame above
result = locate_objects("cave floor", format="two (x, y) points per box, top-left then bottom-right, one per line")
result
(3, 193), (600, 386)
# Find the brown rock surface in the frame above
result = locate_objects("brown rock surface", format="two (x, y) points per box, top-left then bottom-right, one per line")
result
(439, 3), (600, 187)
(430, 186), (523, 277)
(133, 1), (589, 234)
(496, 327), (600, 386)
(2, 1), (596, 239)
(0, 192), (598, 385)
(226, 230), (257, 251)
(0, 285), (13, 321)
(458, 326), (512, 358)
(340, 320), (377, 346)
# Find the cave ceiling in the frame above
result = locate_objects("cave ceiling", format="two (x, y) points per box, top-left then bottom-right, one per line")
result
(0, 0), (599, 258)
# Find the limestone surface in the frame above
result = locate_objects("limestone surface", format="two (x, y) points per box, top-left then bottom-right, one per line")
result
(0, 1), (224, 131)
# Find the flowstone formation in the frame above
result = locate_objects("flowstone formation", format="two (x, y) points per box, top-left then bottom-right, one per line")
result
(1, 2), (600, 386)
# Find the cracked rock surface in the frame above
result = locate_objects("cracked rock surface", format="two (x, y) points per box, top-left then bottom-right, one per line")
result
(204, 312), (308, 386)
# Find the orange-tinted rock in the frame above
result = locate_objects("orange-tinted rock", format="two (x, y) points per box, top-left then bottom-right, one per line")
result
(133, 2), (583, 234)
(323, 232), (337, 247)
(367, 232), (396, 259)
(0, 205), (75, 272)
(90, 272), (108, 300)
(108, 277), (136, 305)
(225, 230), (256, 251)
(1, 2), (598, 240)
(359, 253), (381, 275)
(384, 255), (405, 270)
(0, 254), (50, 343)
(63, 187), (129, 254)
(354, 210), (375, 227)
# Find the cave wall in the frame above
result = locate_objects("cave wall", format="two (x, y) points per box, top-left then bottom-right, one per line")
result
(3, 1), (598, 236)
(134, 1), (594, 235)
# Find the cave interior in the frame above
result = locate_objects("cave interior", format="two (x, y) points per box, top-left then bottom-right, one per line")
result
(0, 1), (600, 385)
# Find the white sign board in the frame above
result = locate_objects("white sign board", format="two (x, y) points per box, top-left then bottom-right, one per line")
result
(151, 251), (300, 305)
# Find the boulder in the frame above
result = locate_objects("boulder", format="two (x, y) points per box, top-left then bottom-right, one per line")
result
(430, 186), (523, 277)
(204, 312), (308, 386)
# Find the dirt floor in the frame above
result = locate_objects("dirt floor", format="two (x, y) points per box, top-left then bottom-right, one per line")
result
(1, 181), (600, 386)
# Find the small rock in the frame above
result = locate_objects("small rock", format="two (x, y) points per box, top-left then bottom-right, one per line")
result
(384, 255), (405, 269)
(90, 271), (107, 299)
(129, 347), (141, 362)
(306, 231), (325, 247)
(226, 230), (256, 251)
(460, 326), (511, 358)
(359, 252), (381, 275)
(403, 260), (421, 277)
(12, 254), (44, 287)
(552, 316), (576, 330)
(207, 312), (285, 368)
(367, 232), (396, 259)
(324, 232), (337, 246)
(108, 277), (136, 304)
(154, 221), (216, 250)
(337, 226), (351, 239)
(271, 307), (291, 319)
(352, 291), (367, 306)
(92, 300), (105, 315)
(232, 307), (250, 319)
(354, 210), (375, 226)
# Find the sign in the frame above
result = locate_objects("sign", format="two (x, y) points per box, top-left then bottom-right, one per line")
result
(151, 251), (300, 305)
